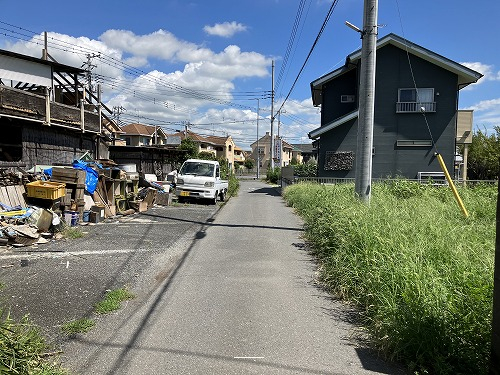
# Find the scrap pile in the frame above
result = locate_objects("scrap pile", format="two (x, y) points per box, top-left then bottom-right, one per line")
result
(0, 160), (174, 248)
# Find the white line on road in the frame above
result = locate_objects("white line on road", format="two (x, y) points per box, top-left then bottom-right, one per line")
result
(233, 357), (265, 359)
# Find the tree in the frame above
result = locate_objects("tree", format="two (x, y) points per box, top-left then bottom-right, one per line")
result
(198, 151), (217, 160)
(179, 137), (198, 162)
(465, 126), (500, 180)
(244, 158), (255, 170)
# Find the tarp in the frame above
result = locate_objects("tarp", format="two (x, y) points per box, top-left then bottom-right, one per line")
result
(72, 160), (99, 194)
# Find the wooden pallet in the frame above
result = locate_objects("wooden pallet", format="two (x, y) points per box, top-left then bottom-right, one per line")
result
(0, 185), (27, 208)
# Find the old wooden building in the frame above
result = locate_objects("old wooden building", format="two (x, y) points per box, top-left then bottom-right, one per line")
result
(0, 48), (121, 169)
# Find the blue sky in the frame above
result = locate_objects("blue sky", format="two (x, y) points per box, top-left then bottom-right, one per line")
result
(1, 0), (499, 149)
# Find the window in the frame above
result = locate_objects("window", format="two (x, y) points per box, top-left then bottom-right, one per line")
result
(397, 88), (435, 113)
(341, 95), (355, 103)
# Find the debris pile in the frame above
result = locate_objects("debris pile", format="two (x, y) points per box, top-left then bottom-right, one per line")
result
(0, 160), (175, 249)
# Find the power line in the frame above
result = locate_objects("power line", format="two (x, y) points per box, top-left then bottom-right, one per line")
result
(274, 0), (339, 119)
(276, 0), (307, 91)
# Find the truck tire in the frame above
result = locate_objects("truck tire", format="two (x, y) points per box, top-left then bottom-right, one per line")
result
(219, 190), (226, 202)
(211, 192), (218, 205)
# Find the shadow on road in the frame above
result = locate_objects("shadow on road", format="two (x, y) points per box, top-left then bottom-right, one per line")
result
(248, 187), (282, 197)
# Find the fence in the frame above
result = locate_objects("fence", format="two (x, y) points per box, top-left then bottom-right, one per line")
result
(281, 175), (497, 190)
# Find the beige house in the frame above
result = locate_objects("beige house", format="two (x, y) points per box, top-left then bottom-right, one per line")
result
(234, 146), (245, 167)
(250, 132), (297, 169)
(119, 123), (168, 146)
(168, 130), (237, 170)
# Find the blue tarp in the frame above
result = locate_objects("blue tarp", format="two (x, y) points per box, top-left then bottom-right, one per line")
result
(43, 160), (100, 194)
(72, 160), (99, 194)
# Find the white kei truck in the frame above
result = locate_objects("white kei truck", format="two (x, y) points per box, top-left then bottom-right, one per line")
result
(175, 159), (228, 204)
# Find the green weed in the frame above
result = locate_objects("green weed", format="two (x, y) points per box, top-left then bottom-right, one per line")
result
(94, 288), (135, 314)
(61, 318), (95, 335)
(0, 310), (68, 374)
(283, 181), (495, 374)
(63, 227), (84, 239)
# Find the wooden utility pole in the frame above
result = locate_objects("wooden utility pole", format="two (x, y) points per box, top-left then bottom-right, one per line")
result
(354, 0), (378, 203)
(491, 165), (500, 374)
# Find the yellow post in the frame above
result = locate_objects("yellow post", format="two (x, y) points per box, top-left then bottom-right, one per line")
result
(435, 153), (469, 218)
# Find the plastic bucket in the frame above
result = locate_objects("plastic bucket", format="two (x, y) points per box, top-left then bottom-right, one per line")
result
(64, 211), (79, 226)
(83, 210), (90, 222)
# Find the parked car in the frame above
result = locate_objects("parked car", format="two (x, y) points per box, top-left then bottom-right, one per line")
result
(175, 159), (228, 204)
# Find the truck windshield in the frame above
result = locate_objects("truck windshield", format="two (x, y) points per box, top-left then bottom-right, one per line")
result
(180, 162), (214, 177)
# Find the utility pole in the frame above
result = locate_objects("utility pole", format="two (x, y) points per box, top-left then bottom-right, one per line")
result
(82, 53), (101, 95)
(270, 60), (275, 170)
(256, 98), (260, 179)
(491, 166), (500, 374)
(113, 106), (126, 127)
(354, 0), (378, 203)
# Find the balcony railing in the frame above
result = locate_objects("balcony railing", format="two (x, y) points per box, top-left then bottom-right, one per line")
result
(396, 101), (436, 113)
(0, 85), (100, 133)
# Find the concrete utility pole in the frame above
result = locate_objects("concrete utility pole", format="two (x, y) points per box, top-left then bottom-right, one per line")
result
(256, 98), (260, 179)
(491, 166), (500, 374)
(354, 0), (378, 203)
(82, 53), (101, 95)
(270, 60), (275, 170)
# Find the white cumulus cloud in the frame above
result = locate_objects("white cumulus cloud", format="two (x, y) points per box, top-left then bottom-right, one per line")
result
(203, 22), (247, 38)
(461, 62), (500, 82)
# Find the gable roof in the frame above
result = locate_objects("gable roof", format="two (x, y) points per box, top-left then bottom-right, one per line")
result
(311, 33), (483, 106)
(120, 123), (167, 137)
(291, 143), (316, 153)
(167, 130), (234, 147)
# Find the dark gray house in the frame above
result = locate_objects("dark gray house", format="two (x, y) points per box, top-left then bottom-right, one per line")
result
(308, 33), (482, 180)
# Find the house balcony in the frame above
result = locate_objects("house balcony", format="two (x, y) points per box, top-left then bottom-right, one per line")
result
(234, 153), (245, 163)
(396, 101), (436, 113)
(0, 85), (101, 133)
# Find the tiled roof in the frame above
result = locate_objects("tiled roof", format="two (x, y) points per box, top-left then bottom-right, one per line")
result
(166, 131), (233, 146)
(121, 123), (166, 137)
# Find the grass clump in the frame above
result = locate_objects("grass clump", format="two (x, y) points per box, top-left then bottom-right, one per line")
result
(0, 311), (68, 374)
(94, 288), (135, 314)
(61, 318), (95, 335)
(227, 174), (240, 198)
(283, 181), (495, 374)
(62, 227), (84, 239)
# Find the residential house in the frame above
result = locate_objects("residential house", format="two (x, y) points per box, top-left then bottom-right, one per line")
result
(168, 130), (236, 170)
(233, 146), (245, 167)
(119, 123), (168, 146)
(291, 143), (317, 164)
(308, 33), (482, 180)
(0, 48), (120, 168)
(250, 132), (295, 169)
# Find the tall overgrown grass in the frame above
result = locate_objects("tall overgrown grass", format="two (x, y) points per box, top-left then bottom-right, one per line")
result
(283, 180), (495, 374)
(0, 310), (67, 374)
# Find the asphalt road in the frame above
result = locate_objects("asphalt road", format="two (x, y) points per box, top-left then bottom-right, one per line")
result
(0, 200), (219, 345)
(1, 180), (405, 374)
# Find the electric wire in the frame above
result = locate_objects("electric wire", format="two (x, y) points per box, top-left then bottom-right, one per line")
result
(276, 0), (306, 91)
(0, 20), (315, 146)
(274, 0), (339, 120)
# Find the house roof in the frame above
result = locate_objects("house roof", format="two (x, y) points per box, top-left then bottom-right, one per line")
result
(120, 123), (167, 137)
(309, 110), (359, 140)
(0, 48), (85, 75)
(310, 33), (483, 106)
(291, 143), (316, 153)
(167, 130), (237, 147)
